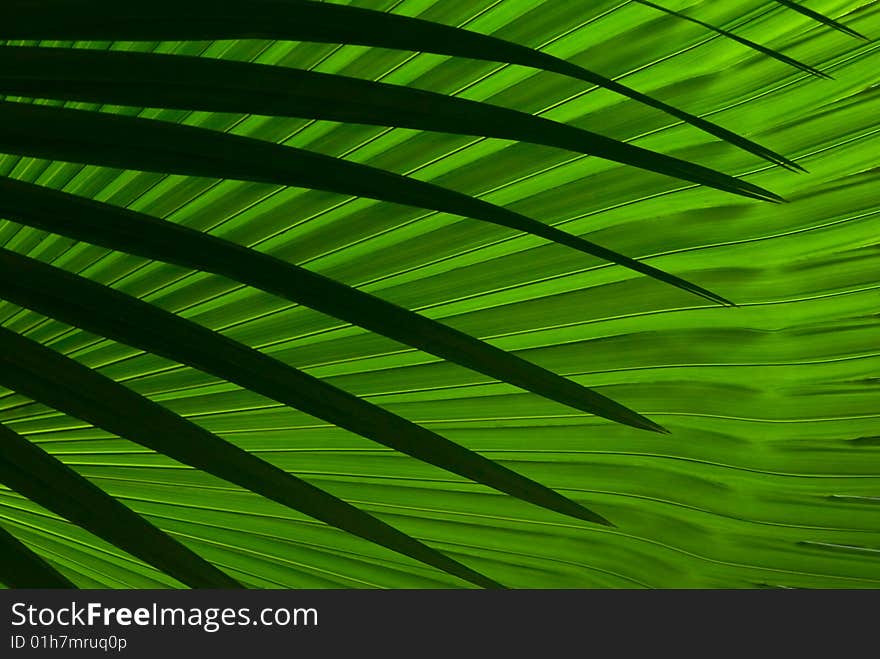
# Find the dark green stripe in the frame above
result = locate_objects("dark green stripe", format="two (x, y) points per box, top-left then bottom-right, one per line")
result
(636, 0), (830, 78)
(0, 420), (241, 589)
(0, 522), (76, 588)
(773, 0), (866, 40)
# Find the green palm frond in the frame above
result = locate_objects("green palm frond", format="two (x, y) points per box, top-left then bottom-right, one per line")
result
(0, 0), (876, 589)
(635, 0), (831, 77)
(773, 0), (867, 38)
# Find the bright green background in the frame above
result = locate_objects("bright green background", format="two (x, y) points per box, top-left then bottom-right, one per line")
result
(1, 0), (878, 588)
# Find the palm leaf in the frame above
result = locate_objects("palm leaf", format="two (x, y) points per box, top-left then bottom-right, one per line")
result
(773, 0), (867, 39)
(635, 0), (829, 78)
(0, 0), (876, 589)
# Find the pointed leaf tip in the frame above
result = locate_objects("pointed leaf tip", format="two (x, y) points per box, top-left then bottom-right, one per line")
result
(773, 0), (867, 40)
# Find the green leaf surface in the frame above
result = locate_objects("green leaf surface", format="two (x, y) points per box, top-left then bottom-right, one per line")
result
(0, 0), (876, 590)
